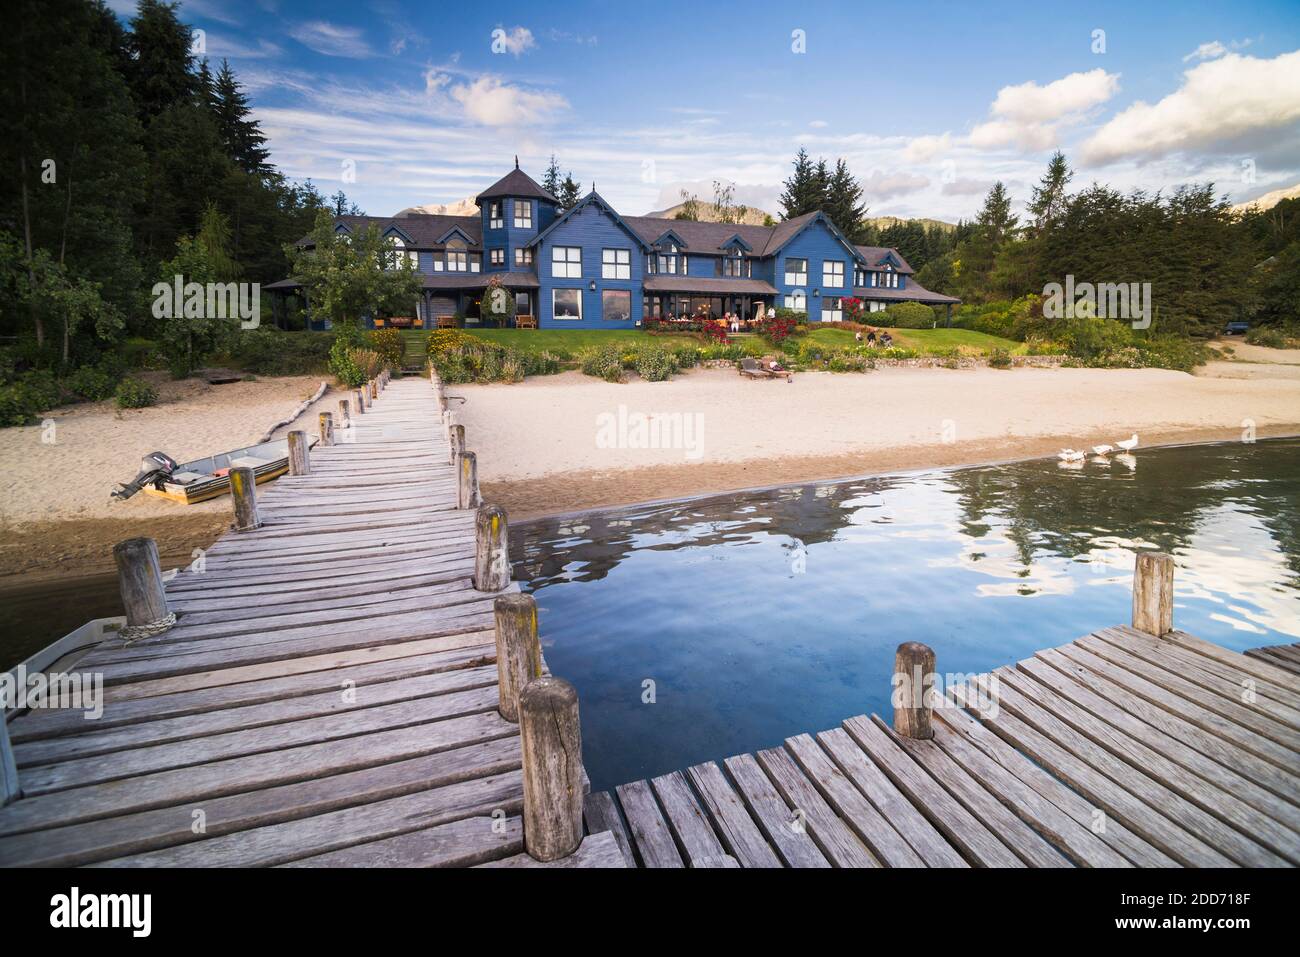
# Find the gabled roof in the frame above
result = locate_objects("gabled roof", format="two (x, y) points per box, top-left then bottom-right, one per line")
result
(296, 214), (483, 249)
(761, 210), (864, 262)
(855, 245), (915, 274)
(526, 191), (650, 251)
(436, 224), (477, 245)
(721, 233), (753, 252)
(475, 167), (559, 205)
(623, 216), (773, 255)
(650, 227), (689, 249)
(382, 223), (415, 243)
(850, 278), (958, 304)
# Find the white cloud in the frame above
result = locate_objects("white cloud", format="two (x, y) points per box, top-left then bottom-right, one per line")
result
(449, 76), (567, 126)
(492, 26), (536, 56)
(903, 132), (951, 162)
(1183, 38), (1253, 62)
(1081, 50), (1300, 165)
(809, 119), (829, 129)
(206, 35), (283, 60)
(289, 21), (373, 58)
(969, 68), (1120, 151)
(860, 170), (930, 199)
(941, 177), (995, 196)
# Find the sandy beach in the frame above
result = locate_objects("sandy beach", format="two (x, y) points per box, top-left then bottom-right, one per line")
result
(0, 372), (341, 577)
(1, 346), (1297, 576)
(457, 353), (1300, 521)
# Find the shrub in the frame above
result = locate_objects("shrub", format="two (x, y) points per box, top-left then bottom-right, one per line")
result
(369, 327), (405, 369)
(434, 340), (523, 383)
(329, 323), (369, 386)
(349, 348), (383, 381)
(825, 350), (874, 373)
(64, 364), (120, 401)
(229, 328), (334, 376)
(578, 345), (626, 383)
(521, 350), (563, 377)
(0, 371), (62, 427)
(987, 348), (1013, 369)
(1245, 326), (1287, 348)
(877, 301), (938, 329)
(633, 347), (678, 381)
(114, 377), (158, 409)
(426, 329), (473, 360)
(755, 315), (804, 344)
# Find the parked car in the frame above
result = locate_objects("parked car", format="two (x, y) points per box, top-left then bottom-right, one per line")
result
(1224, 320), (1250, 336)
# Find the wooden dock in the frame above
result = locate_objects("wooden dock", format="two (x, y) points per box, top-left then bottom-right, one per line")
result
(589, 622), (1300, 868)
(0, 373), (622, 868)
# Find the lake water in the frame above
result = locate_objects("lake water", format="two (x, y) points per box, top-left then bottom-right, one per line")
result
(514, 438), (1300, 791)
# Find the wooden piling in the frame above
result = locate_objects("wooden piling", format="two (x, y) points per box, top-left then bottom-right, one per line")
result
(113, 537), (171, 631)
(892, 641), (935, 740)
(494, 594), (542, 722)
(369, 379), (377, 401)
(449, 423), (465, 465)
(354, 387), (366, 413)
(457, 450), (479, 509)
(287, 430), (310, 476)
(318, 411), (334, 447)
(338, 398), (350, 429)
(0, 714), (17, 806)
(473, 504), (510, 591)
(519, 676), (584, 861)
(441, 409), (452, 441)
(229, 466), (262, 532)
(1133, 551), (1175, 636)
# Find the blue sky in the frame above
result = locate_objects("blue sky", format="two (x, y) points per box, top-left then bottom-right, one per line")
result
(111, 0), (1300, 220)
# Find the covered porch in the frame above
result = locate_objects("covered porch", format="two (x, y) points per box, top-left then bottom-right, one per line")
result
(642, 276), (779, 326)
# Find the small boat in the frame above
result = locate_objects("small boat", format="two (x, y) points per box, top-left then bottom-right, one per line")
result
(113, 436), (317, 505)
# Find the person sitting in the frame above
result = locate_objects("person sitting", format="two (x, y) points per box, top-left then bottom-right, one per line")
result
(866, 331), (877, 346)
(880, 332), (893, 348)
(854, 330), (863, 343)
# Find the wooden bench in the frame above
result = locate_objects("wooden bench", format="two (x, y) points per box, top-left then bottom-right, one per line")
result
(515, 315), (537, 330)
(435, 316), (459, 329)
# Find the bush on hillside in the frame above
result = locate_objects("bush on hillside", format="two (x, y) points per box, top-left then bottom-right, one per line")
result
(114, 377), (158, 409)
(578, 345), (626, 383)
(229, 328), (334, 376)
(876, 301), (938, 329)
(369, 327), (405, 369)
(0, 371), (62, 426)
(64, 364), (120, 401)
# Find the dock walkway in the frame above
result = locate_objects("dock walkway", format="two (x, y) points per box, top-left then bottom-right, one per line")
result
(0, 375), (621, 868)
(590, 626), (1300, 868)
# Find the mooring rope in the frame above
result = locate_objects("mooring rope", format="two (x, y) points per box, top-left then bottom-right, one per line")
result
(118, 612), (177, 645)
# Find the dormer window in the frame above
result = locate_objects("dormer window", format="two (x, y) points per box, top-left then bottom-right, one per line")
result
(656, 244), (680, 275)
(489, 202), (503, 230)
(385, 236), (415, 270)
(514, 201), (533, 229)
(446, 251), (467, 272)
(722, 252), (749, 278)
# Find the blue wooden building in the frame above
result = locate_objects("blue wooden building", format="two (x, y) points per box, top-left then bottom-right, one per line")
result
(268, 161), (959, 330)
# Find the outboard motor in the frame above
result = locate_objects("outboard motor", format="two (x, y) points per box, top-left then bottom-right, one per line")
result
(112, 451), (180, 501)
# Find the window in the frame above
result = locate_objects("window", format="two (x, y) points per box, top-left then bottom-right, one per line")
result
(553, 288), (582, 320)
(656, 244), (679, 275)
(514, 201), (533, 229)
(722, 253), (749, 277)
(822, 297), (843, 322)
(489, 202), (503, 229)
(602, 248), (630, 279)
(552, 246), (582, 278)
(470, 257), (480, 273)
(783, 290), (807, 312)
(784, 258), (807, 286)
(386, 237), (415, 270)
(514, 247), (533, 267)
(602, 289), (631, 322)
(446, 251), (467, 272)
(823, 260), (844, 288)
(490, 248), (505, 266)
(433, 257), (444, 272)
(515, 291), (531, 316)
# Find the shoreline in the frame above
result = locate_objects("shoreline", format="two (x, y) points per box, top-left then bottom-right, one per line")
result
(485, 424), (1300, 525)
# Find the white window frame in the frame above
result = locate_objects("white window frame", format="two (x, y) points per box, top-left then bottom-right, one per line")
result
(552, 246), (582, 278)
(515, 247), (533, 267)
(822, 297), (843, 322)
(489, 202), (503, 230)
(490, 248), (505, 266)
(602, 248), (631, 280)
(823, 260), (844, 288)
(553, 287), (582, 320)
(446, 250), (467, 272)
(783, 290), (807, 312)
(513, 200), (533, 229)
(785, 258), (807, 286)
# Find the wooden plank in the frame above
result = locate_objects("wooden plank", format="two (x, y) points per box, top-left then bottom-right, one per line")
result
(279, 813), (522, 868)
(614, 779), (683, 868)
(685, 761), (781, 868)
(648, 771), (728, 866)
(1166, 629), (1300, 686)
(723, 753), (830, 868)
(842, 715), (1022, 867)
(755, 746), (878, 867)
(876, 718), (1069, 868)
(1247, 648), (1300, 676)
(582, 791), (636, 868)
(479, 829), (627, 868)
(815, 727), (967, 867)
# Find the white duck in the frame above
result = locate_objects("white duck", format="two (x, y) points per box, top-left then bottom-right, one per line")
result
(1115, 433), (1139, 452)
(1091, 443), (1115, 456)
(1058, 448), (1085, 463)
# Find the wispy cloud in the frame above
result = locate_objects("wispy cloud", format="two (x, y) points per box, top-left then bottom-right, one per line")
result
(492, 26), (536, 56)
(289, 20), (373, 58)
(1183, 37), (1253, 62)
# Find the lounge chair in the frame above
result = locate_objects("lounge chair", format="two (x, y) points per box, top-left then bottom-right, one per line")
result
(761, 355), (793, 380)
(739, 357), (773, 379)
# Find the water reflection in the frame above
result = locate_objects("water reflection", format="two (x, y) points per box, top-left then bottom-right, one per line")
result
(515, 439), (1300, 790)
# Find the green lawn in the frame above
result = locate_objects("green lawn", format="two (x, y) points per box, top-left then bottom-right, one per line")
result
(804, 326), (1024, 354)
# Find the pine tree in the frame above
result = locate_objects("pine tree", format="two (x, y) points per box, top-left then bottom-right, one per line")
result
(779, 148), (822, 220)
(330, 190), (363, 216)
(977, 181), (1019, 243)
(1027, 151), (1073, 235)
(214, 59), (270, 175)
(127, 0), (197, 124)
(541, 154), (562, 198)
(558, 172), (581, 210)
(824, 159), (867, 242)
